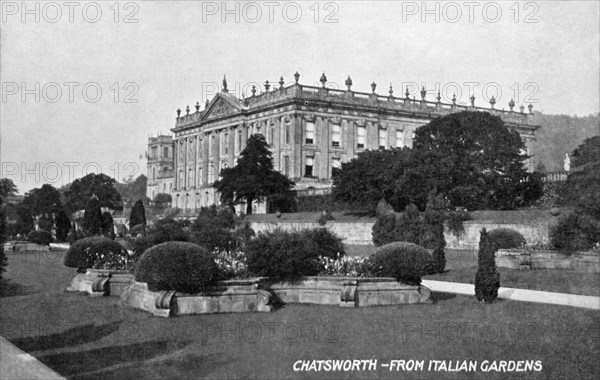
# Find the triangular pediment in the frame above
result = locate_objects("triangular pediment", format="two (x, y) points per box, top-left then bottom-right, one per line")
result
(201, 93), (242, 121)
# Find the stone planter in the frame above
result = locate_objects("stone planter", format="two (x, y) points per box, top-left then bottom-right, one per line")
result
(66, 269), (134, 297)
(121, 279), (272, 317)
(496, 250), (600, 273)
(3, 242), (49, 251)
(123, 276), (432, 317)
(266, 276), (432, 307)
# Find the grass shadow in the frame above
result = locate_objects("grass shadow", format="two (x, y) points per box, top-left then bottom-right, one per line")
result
(39, 340), (192, 378)
(11, 322), (121, 352)
(0, 279), (38, 297)
(432, 291), (457, 302)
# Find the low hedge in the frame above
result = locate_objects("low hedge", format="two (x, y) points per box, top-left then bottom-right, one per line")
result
(64, 236), (130, 270)
(134, 241), (219, 293)
(245, 229), (327, 281)
(487, 228), (526, 249)
(27, 230), (53, 245)
(370, 242), (431, 285)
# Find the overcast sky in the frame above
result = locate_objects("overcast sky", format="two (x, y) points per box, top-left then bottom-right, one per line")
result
(1, 0), (599, 193)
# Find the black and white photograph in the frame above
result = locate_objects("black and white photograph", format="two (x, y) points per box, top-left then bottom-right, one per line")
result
(0, 1), (599, 379)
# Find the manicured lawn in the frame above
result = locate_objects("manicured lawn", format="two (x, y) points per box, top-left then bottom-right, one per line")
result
(1, 250), (599, 379)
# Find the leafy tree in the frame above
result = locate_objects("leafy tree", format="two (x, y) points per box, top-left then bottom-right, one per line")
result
(129, 200), (147, 228)
(115, 174), (149, 203)
(83, 197), (103, 235)
(332, 148), (411, 214)
(55, 210), (71, 242)
(0, 190), (9, 282)
(190, 205), (237, 253)
(14, 202), (34, 236)
(0, 179), (18, 199)
(154, 193), (172, 203)
(571, 135), (600, 168)
(64, 173), (122, 214)
(215, 134), (294, 214)
(19, 184), (62, 230)
(561, 136), (600, 219)
(401, 111), (543, 210)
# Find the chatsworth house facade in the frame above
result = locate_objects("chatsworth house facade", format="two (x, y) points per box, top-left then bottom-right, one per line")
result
(147, 72), (539, 214)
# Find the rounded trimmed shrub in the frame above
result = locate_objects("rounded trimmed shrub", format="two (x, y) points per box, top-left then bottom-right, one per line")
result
(64, 236), (129, 270)
(134, 241), (219, 293)
(27, 230), (53, 245)
(245, 229), (323, 281)
(550, 213), (600, 253)
(487, 228), (526, 249)
(301, 228), (345, 259)
(370, 242), (431, 285)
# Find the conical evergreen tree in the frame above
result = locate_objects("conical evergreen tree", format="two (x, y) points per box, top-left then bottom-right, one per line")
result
(475, 228), (500, 303)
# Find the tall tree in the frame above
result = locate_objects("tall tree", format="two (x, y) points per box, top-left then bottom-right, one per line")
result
(0, 184), (10, 281)
(215, 134), (294, 214)
(0, 179), (18, 199)
(102, 211), (115, 239)
(129, 200), (147, 227)
(570, 135), (600, 169)
(400, 111), (543, 210)
(561, 136), (600, 219)
(115, 174), (149, 203)
(64, 173), (122, 214)
(55, 210), (71, 242)
(83, 197), (103, 235)
(332, 148), (411, 213)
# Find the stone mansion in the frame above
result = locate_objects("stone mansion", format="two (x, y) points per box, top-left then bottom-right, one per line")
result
(147, 72), (539, 214)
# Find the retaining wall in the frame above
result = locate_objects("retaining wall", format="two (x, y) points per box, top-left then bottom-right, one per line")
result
(249, 220), (554, 249)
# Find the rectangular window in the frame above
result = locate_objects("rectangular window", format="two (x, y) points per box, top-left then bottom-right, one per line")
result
(178, 170), (184, 189)
(223, 133), (229, 155)
(357, 126), (365, 149)
(396, 130), (404, 148)
(305, 156), (314, 177)
(379, 129), (387, 149)
(270, 125), (275, 146)
(305, 122), (315, 144)
(197, 168), (202, 186)
(163, 147), (169, 158)
(237, 130), (242, 153)
(188, 169), (194, 189)
(285, 122), (290, 145)
(331, 124), (340, 147)
(284, 155), (290, 176)
(208, 163), (214, 183)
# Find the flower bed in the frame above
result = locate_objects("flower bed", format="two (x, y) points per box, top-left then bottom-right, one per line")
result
(496, 249), (600, 273)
